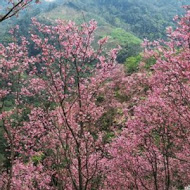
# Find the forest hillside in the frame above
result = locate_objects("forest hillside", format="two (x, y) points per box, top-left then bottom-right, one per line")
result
(0, 1), (190, 190)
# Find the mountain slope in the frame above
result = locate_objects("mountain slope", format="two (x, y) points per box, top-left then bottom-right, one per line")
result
(65, 0), (189, 39)
(0, 0), (189, 62)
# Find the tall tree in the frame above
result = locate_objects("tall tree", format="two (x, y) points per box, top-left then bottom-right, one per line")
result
(0, 18), (119, 189)
(103, 6), (190, 190)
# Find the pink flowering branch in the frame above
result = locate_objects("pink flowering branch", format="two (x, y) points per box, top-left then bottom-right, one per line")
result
(0, 0), (39, 23)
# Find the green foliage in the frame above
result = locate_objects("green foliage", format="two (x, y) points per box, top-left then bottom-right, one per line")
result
(177, 185), (185, 190)
(32, 153), (45, 165)
(124, 55), (142, 74)
(103, 132), (115, 143)
(124, 54), (156, 74)
(2, 99), (14, 111)
(115, 90), (130, 103)
(144, 56), (156, 70)
(96, 108), (117, 131)
(108, 28), (142, 63)
(110, 28), (142, 45)
(96, 95), (105, 105)
(0, 128), (6, 165)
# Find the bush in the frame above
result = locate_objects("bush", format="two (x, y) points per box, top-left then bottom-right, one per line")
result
(124, 55), (142, 74)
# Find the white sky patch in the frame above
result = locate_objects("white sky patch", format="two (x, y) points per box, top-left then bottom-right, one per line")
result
(44, 0), (56, 2)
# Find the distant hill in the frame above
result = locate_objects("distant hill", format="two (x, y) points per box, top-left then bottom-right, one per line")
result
(64, 0), (189, 40)
(0, 0), (189, 62)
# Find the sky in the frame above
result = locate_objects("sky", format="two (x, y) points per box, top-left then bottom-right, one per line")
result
(44, 0), (56, 2)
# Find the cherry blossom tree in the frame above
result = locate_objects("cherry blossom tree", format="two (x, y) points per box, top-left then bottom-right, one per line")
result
(0, 18), (120, 189)
(0, 32), (30, 189)
(103, 6), (190, 190)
